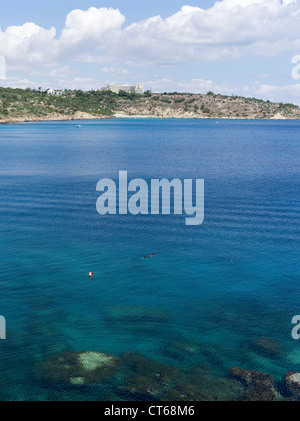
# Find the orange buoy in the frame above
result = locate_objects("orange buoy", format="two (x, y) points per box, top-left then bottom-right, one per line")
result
(89, 272), (93, 277)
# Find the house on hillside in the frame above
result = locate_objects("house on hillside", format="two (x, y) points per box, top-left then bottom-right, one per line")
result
(45, 88), (63, 96)
(105, 84), (144, 94)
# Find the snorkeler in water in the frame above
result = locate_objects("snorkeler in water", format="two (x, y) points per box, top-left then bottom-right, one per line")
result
(141, 253), (157, 260)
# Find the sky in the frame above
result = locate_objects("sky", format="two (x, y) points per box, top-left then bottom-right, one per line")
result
(1, 0), (300, 104)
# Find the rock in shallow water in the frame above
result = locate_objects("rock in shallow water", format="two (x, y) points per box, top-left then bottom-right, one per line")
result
(251, 336), (282, 358)
(283, 371), (300, 399)
(116, 352), (184, 400)
(117, 352), (244, 401)
(162, 340), (203, 361)
(230, 367), (281, 401)
(36, 351), (121, 387)
(160, 384), (214, 401)
(120, 352), (180, 383)
(186, 367), (245, 401)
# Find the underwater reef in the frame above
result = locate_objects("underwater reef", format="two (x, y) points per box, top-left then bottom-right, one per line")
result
(2, 302), (300, 401)
(33, 348), (300, 401)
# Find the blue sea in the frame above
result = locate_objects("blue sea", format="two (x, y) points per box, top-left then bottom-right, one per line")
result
(0, 118), (299, 401)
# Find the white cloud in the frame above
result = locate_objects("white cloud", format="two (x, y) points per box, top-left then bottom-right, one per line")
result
(245, 81), (300, 103)
(1, 0), (300, 104)
(142, 75), (300, 105)
(0, 1), (300, 70)
(0, 7), (125, 68)
(115, 0), (300, 63)
(0, 22), (57, 67)
(55, 76), (97, 90)
(58, 7), (125, 54)
(142, 76), (237, 95)
(48, 65), (77, 78)
(0, 75), (38, 89)
(101, 67), (129, 74)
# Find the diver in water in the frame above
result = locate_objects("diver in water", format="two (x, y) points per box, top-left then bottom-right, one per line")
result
(141, 253), (157, 260)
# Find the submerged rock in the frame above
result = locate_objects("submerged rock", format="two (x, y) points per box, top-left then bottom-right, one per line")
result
(117, 353), (245, 401)
(251, 336), (282, 358)
(283, 371), (300, 399)
(186, 367), (245, 401)
(162, 340), (203, 361)
(160, 384), (213, 401)
(230, 367), (280, 401)
(36, 351), (121, 387)
(121, 352), (180, 381)
(117, 352), (244, 401)
(116, 352), (182, 400)
(117, 374), (163, 401)
(230, 367), (274, 387)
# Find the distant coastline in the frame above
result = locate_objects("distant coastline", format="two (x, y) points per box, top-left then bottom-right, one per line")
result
(2, 114), (300, 125)
(0, 112), (112, 125)
(2, 115), (300, 125)
(1, 87), (300, 124)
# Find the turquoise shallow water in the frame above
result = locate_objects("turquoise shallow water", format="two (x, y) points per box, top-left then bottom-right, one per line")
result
(0, 118), (299, 400)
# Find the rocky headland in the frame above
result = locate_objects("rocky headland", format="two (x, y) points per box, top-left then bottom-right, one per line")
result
(1, 87), (300, 124)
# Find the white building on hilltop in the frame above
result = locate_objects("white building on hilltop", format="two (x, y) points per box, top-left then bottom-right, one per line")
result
(45, 88), (63, 96)
(106, 84), (144, 94)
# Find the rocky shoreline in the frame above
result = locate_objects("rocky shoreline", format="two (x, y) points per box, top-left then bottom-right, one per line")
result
(1, 112), (300, 125)
(113, 112), (298, 120)
(0, 111), (113, 125)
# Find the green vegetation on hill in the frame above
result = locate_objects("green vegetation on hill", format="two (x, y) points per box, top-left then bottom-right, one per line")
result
(0, 87), (299, 121)
(0, 87), (116, 119)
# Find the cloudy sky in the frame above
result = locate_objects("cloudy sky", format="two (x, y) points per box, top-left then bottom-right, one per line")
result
(1, 0), (300, 104)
